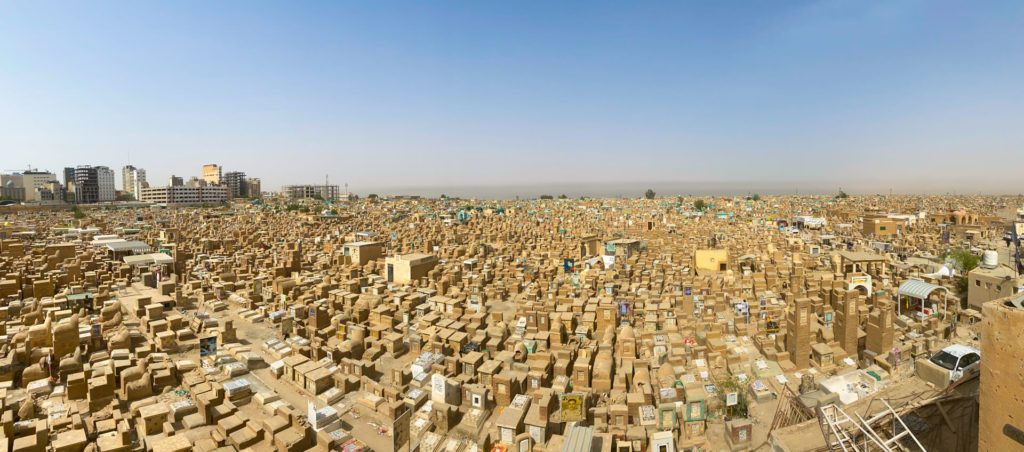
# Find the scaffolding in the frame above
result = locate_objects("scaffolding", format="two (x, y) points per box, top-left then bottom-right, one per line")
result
(817, 400), (927, 452)
(769, 385), (815, 433)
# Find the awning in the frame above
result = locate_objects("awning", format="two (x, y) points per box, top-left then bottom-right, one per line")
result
(91, 237), (125, 246)
(897, 279), (948, 300)
(106, 240), (151, 253)
(123, 253), (174, 266)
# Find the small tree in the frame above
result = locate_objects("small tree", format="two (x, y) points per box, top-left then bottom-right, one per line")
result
(717, 377), (750, 418)
(540, 195), (554, 200)
(71, 205), (86, 219)
(644, 189), (655, 200)
(440, 194), (448, 199)
(836, 190), (849, 199)
(311, 193), (324, 201)
(368, 194), (379, 199)
(750, 194), (761, 201)
(694, 199), (706, 211)
(948, 248), (981, 295)
(558, 194), (568, 199)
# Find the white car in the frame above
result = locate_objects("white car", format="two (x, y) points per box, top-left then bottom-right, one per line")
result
(928, 344), (981, 382)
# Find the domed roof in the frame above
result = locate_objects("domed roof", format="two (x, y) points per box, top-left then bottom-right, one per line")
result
(619, 324), (635, 340)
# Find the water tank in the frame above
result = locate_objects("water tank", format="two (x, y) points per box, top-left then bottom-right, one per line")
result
(982, 249), (998, 268)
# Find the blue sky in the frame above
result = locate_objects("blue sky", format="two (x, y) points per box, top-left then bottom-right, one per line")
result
(2, 1), (1023, 195)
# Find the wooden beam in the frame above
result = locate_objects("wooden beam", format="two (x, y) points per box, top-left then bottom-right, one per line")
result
(935, 401), (956, 433)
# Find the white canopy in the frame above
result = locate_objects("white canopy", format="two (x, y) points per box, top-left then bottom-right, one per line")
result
(123, 253), (174, 266)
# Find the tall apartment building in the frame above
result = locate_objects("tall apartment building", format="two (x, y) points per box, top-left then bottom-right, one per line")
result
(169, 175), (183, 186)
(0, 170), (58, 202)
(202, 164), (222, 185)
(97, 166), (115, 202)
(71, 166), (115, 203)
(246, 178), (262, 198)
(223, 171), (247, 198)
(63, 167), (75, 188)
(74, 166), (99, 204)
(122, 165), (147, 199)
(138, 185), (228, 204)
(282, 184), (340, 201)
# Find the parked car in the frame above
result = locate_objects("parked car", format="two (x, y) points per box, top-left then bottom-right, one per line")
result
(928, 344), (981, 383)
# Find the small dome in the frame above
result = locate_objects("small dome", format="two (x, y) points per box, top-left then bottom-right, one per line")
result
(619, 324), (635, 340)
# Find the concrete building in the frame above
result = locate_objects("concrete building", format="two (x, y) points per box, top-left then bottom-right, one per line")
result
(138, 185), (228, 204)
(169, 175), (183, 187)
(97, 166), (115, 202)
(283, 184), (340, 201)
(863, 215), (901, 237)
(979, 294), (1024, 451)
(694, 249), (729, 273)
(223, 171), (247, 199)
(0, 183), (25, 203)
(202, 164), (222, 185)
(39, 180), (65, 203)
(384, 253), (438, 284)
(246, 178), (261, 198)
(62, 167), (75, 188)
(73, 166), (99, 204)
(342, 241), (384, 266)
(0, 170), (58, 202)
(967, 264), (1023, 310)
(122, 166), (147, 200)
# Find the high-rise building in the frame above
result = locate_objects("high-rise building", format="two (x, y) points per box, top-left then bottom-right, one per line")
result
(223, 171), (247, 199)
(97, 166), (115, 202)
(202, 164), (222, 185)
(74, 166), (99, 204)
(63, 167), (75, 187)
(122, 166), (147, 200)
(122, 165), (136, 195)
(169, 175), (183, 187)
(247, 178), (262, 198)
(0, 170), (58, 202)
(71, 165), (115, 204)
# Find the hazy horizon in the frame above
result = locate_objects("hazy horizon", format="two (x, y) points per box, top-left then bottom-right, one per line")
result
(3, 1), (1023, 192)
(349, 179), (1024, 200)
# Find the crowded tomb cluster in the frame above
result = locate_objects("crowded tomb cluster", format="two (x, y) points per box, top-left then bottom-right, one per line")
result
(0, 193), (1021, 452)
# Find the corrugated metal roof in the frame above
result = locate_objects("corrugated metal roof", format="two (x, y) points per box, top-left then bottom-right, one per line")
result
(561, 425), (594, 452)
(897, 279), (948, 299)
(106, 240), (151, 253)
